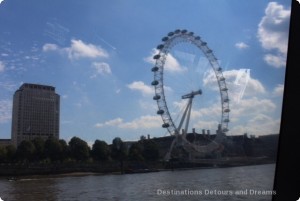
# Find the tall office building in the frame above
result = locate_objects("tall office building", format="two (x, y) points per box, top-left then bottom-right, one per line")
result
(11, 83), (60, 146)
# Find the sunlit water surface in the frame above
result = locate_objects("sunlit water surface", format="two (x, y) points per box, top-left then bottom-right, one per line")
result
(0, 164), (275, 201)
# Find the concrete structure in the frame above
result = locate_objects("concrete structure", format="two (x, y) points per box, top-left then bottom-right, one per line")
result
(11, 83), (60, 146)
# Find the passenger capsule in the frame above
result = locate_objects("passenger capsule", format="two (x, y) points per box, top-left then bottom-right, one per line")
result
(151, 80), (159, 86)
(168, 32), (174, 37)
(153, 95), (161, 100)
(174, 29), (181, 34)
(221, 87), (228, 91)
(157, 109), (164, 115)
(224, 109), (230, 113)
(223, 119), (230, 123)
(151, 66), (159, 72)
(223, 98), (229, 102)
(219, 77), (225, 81)
(188, 32), (194, 36)
(162, 37), (169, 42)
(194, 36), (201, 40)
(153, 54), (161, 60)
(162, 123), (170, 128)
(201, 42), (207, 46)
(206, 50), (212, 53)
(217, 67), (222, 71)
(156, 44), (164, 50)
(181, 29), (187, 33)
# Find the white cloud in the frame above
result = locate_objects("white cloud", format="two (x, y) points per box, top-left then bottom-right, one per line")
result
(127, 81), (154, 96)
(119, 115), (161, 129)
(203, 69), (265, 102)
(95, 118), (123, 128)
(115, 89), (121, 94)
(42, 39), (109, 60)
(193, 97), (278, 135)
(235, 42), (249, 49)
(95, 115), (161, 129)
(144, 49), (187, 73)
(272, 84), (284, 96)
(231, 97), (276, 117)
(172, 99), (220, 121)
(264, 54), (287, 68)
(0, 0), (5, 5)
(138, 100), (157, 111)
(188, 94), (277, 135)
(198, 104), (221, 119)
(67, 39), (108, 60)
(42, 43), (58, 52)
(229, 115), (281, 136)
(0, 61), (5, 73)
(224, 70), (265, 101)
(90, 62), (111, 78)
(247, 114), (281, 135)
(0, 100), (12, 123)
(171, 95), (278, 135)
(257, 2), (290, 68)
(149, 67), (278, 136)
(165, 53), (187, 72)
(258, 2), (290, 53)
(246, 78), (265, 95)
(193, 120), (220, 131)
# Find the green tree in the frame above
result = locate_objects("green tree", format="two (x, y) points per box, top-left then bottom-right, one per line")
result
(111, 137), (127, 161)
(69, 137), (90, 161)
(140, 135), (147, 141)
(32, 137), (45, 161)
(111, 137), (127, 174)
(16, 140), (36, 161)
(91, 140), (110, 161)
(0, 146), (7, 163)
(5, 145), (16, 162)
(142, 140), (160, 161)
(44, 136), (62, 161)
(128, 142), (144, 161)
(59, 139), (69, 161)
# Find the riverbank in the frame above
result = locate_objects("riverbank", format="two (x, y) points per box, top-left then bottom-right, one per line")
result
(0, 157), (276, 178)
(0, 160), (163, 177)
(166, 156), (276, 169)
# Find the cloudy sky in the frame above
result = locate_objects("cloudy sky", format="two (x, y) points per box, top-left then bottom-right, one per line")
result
(0, 0), (291, 144)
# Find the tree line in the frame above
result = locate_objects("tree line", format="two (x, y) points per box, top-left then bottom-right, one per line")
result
(0, 136), (160, 163)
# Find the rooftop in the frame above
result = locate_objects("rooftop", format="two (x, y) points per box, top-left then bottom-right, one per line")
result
(19, 83), (55, 92)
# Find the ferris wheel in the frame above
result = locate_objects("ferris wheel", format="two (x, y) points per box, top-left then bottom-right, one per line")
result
(151, 29), (230, 160)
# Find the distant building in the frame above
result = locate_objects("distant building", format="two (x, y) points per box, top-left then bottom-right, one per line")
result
(11, 83), (60, 146)
(0, 139), (11, 147)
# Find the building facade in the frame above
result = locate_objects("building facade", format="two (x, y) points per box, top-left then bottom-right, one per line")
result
(11, 83), (60, 146)
(0, 139), (11, 147)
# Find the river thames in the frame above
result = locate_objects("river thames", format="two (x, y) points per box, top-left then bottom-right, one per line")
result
(0, 164), (275, 201)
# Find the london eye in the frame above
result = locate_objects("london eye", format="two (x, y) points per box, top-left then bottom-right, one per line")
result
(151, 29), (230, 161)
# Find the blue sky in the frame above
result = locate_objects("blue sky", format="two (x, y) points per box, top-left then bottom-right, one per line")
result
(0, 0), (291, 145)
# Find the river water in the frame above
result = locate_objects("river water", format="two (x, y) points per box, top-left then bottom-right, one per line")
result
(0, 164), (276, 201)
